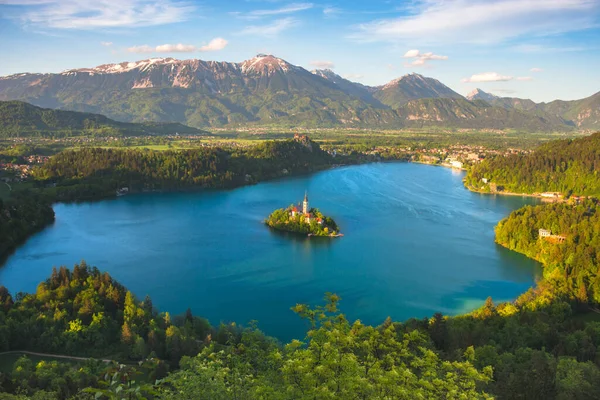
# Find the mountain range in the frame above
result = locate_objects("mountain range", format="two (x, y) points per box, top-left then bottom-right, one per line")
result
(0, 54), (598, 131)
(466, 89), (600, 129)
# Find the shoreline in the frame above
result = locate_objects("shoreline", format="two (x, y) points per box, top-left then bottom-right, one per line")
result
(465, 185), (543, 198)
(464, 184), (569, 202)
(2, 159), (551, 339)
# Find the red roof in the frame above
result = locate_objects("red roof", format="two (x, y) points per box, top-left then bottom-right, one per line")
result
(292, 206), (298, 211)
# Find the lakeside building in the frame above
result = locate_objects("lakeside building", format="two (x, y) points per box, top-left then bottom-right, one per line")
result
(450, 160), (464, 169)
(539, 228), (566, 243)
(541, 192), (562, 198)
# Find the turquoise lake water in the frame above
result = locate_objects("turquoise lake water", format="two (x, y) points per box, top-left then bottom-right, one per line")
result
(0, 163), (541, 341)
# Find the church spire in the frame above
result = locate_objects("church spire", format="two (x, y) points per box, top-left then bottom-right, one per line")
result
(303, 191), (309, 214)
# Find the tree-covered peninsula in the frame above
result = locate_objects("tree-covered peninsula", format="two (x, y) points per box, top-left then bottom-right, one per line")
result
(265, 192), (341, 237)
(32, 134), (334, 202)
(0, 191), (54, 262)
(465, 131), (600, 196)
(495, 198), (600, 303)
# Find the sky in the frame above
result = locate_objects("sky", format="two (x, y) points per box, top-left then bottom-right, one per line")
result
(0, 0), (599, 102)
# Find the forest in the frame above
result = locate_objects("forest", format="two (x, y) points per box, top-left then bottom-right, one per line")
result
(2, 257), (600, 399)
(0, 191), (54, 262)
(31, 137), (334, 202)
(495, 199), (600, 303)
(465, 131), (600, 196)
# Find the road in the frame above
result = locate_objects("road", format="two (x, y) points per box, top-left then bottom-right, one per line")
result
(0, 350), (113, 363)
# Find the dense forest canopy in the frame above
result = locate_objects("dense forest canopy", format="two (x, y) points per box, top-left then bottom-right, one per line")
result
(2, 262), (600, 399)
(495, 199), (600, 303)
(0, 191), (54, 262)
(31, 138), (334, 202)
(465, 132), (600, 196)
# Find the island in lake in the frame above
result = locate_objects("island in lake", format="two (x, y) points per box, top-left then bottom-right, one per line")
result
(265, 192), (342, 237)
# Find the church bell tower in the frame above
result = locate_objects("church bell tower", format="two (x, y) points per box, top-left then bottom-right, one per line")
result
(303, 191), (309, 214)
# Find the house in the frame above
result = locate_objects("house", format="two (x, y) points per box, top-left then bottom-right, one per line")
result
(539, 228), (566, 243)
(539, 229), (551, 238)
(541, 192), (562, 198)
(450, 160), (464, 169)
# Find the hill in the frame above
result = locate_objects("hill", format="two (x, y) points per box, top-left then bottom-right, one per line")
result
(0, 101), (204, 138)
(0, 54), (596, 131)
(465, 131), (600, 196)
(395, 98), (568, 131)
(466, 88), (600, 129)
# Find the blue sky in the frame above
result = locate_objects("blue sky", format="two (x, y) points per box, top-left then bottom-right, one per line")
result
(1, 0), (599, 102)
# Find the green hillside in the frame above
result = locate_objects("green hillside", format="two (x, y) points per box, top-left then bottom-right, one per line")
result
(0, 101), (205, 138)
(466, 131), (600, 196)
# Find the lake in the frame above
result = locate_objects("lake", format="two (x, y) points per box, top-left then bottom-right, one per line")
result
(0, 163), (541, 341)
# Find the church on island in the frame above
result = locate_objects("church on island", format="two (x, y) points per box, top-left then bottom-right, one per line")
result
(265, 191), (340, 237)
(290, 192), (324, 225)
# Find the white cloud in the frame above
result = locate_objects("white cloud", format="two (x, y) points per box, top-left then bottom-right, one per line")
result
(403, 49), (448, 66)
(530, 67), (543, 72)
(233, 3), (313, 19)
(2, 0), (194, 29)
(310, 60), (335, 69)
(248, 3), (313, 17)
(240, 17), (299, 37)
(462, 72), (513, 83)
(127, 39), (228, 53)
(101, 41), (113, 46)
(127, 45), (156, 53)
(353, 0), (599, 44)
(516, 76), (533, 81)
(155, 43), (196, 52)
(403, 49), (420, 58)
(199, 38), (229, 52)
(323, 7), (342, 16)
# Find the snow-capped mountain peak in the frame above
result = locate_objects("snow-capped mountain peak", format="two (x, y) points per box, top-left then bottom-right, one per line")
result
(61, 58), (181, 75)
(239, 54), (297, 74)
(466, 88), (499, 102)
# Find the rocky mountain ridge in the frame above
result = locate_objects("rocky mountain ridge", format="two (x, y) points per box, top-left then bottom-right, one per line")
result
(0, 55), (597, 131)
